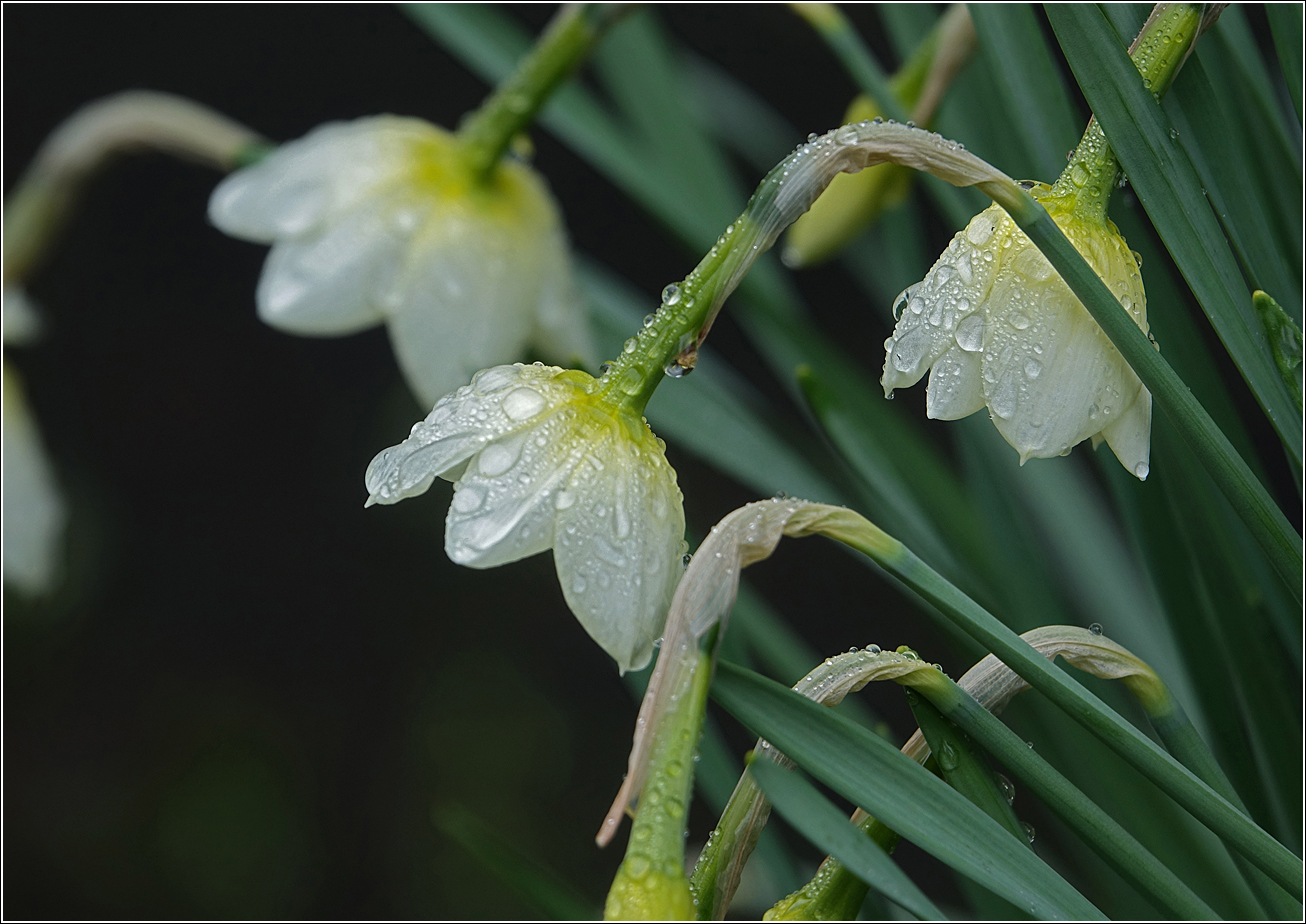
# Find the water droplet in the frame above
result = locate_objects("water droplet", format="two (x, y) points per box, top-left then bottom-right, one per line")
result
(1134, 462), (1149, 480)
(623, 337), (638, 354)
(1024, 359), (1042, 379)
(572, 574), (587, 594)
(1089, 623), (1103, 636)
(626, 854), (651, 878)
(643, 313), (656, 328)
(891, 329), (928, 372)
(967, 219), (994, 246)
(998, 774), (1016, 805)
(598, 361), (612, 375)
(451, 485), (484, 513)
(502, 387), (546, 421)
(1022, 822), (1036, 844)
(478, 440), (520, 476)
(661, 284), (681, 306)
(938, 742), (959, 770)
(1070, 163), (1089, 186)
(866, 644), (881, 655)
(554, 490), (575, 510)
(1009, 312), (1031, 330)
(955, 315), (984, 352)
(682, 552), (692, 567)
(1169, 127), (1179, 140)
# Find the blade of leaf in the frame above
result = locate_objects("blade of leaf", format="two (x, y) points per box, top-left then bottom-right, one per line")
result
(748, 759), (945, 921)
(967, 3), (1081, 180)
(712, 660), (1107, 920)
(1268, 2), (1304, 121)
(1045, 3), (1303, 464)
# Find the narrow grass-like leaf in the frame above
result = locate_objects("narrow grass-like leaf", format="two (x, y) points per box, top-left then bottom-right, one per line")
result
(679, 51), (801, 175)
(1045, 4), (1302, 463)
(1166, 58), (1301, 322)
(832, 526), (1304, 897)
(1268, 3), (1304, 120)
(434, 804), (599, 920)
(912, 676), (1221, 920)
(747, 759), (944, 920)
(712, 661), (1106, 919)
(967, 4), (1080, 180)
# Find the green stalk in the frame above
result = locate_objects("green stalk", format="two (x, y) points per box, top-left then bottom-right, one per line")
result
(455, 3), (631, 181)
(908, 671), (1220, 920)
(820, 519), (1303, 898)
(605, 647), (713, 920)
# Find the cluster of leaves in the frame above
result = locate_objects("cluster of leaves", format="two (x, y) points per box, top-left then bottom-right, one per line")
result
(411, 4), (1302, 919)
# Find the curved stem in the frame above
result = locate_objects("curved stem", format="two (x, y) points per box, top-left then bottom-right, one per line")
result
(456, 3), (632, 182)
(3, 90), (264, 284)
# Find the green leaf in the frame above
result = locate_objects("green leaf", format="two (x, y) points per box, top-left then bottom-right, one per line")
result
(434, 804), (598, 920)
(968, 4), (1081, 180)
(1045, 4), (1303, 465)
(1253, 290), (1304, 413)
(747, 759), (945, 921)
(712, 661), (1106, 920)
(1268, 2), (1304, 121)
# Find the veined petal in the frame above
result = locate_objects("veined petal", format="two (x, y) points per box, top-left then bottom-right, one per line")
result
(254, 195), (409, 336)
(385, 214), (540, 406)
(881, 206), (1004, 395)
(529, 225), (596, 370)
(1100, 386), (1152, 480)
(364, 363), (558, 505)
(926, 344), (985, 420)
(980, 213), (1145, 462)
(208, 116), (433, 241)
(552, 412), (684, 674)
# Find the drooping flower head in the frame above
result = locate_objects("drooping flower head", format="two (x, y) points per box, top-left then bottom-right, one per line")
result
(881, 185), (1152, 477)
(365, 362), (684, 673)
(209, 115), (593, 405)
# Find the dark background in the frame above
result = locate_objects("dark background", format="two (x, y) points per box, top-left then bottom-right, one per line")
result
(2, 4), (1290, 920)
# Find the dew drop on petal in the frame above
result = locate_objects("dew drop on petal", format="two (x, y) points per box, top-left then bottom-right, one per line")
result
(1024, 359), (1042, 379)
(451, 485), (484, 513)
(501, 387), (546, 421)
(478, 441), (520, 476)
(892, 329), (929, 373)
(1009, 312), (1031, 330)
(554, 489), (575, 510)
(955, 315), (984, 352)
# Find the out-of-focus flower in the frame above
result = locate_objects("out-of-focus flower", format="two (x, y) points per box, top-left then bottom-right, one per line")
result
(364, 362), (683, 673)
(880, 184), (1152, 479)
(2, 288), (66, 596)
(209, 116), (594, 406)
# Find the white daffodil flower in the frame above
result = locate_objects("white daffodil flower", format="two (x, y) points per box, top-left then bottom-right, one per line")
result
(881, 185), (1152, 478)
(3, 288), (66, 596)
(364, 362), (684, 673)
(209, 115), (594, 406)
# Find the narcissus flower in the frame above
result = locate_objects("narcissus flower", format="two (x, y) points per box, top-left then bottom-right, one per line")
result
(881, 184), (1152, 478)
(209, 115), (593, 405)
(364, 362), (684, 673)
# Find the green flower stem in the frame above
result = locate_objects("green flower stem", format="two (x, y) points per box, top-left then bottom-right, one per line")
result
(456, 3), (631, 182)
(906, 669), (1221, 920)
(3, 91), (264, 285)
(1147, 696), (1305, 920)
(605, 646), (712, 920)
(819, 517), (1304, 898)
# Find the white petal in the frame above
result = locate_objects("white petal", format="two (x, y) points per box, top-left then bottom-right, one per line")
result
(1100, 386), (1152, 480)
(254, 195), (411, 335)
(979, 242), (1136, 462)
(384, 216), (541, 406)
(364, 364), (552, 505)
(208, 116), (435, 241)
(882, 206), (1004, 395)
(3, 365), (65, 595)
(926, 345), (985, 420)
(529, 226), (596, 369)
(552, 419), (685, 673)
